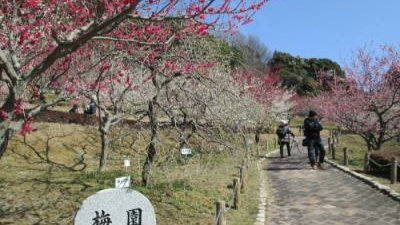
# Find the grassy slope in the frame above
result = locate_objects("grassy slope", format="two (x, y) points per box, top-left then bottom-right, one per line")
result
(0, 122), (275, 225)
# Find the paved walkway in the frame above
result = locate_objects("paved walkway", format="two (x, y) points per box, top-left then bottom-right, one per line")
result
(263, 142), (400, 225)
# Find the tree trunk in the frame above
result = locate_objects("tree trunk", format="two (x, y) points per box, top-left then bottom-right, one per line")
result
(0, 116), (24, 159)
(142, 140), (156, 186)
(241, 133), (251, 161)
(0, 126), (12, 159)
(255, 127), (261, 156)
(98, 114), (113, 172)
(98, 127), (110, 172)
(142, 97), (158, 186)
(0, 90), (19, 159)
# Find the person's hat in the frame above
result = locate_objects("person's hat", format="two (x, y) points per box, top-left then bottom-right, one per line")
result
(280, 120), (288, 125)
(308, 110), (318, 117)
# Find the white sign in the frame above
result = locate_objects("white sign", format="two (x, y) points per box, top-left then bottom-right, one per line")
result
(124, 159), (131, 167)
(115, 176), (131, 188)
(180, 148), (192, 155)
(74, 188), (156, 225)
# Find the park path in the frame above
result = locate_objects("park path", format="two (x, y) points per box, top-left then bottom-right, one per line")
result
(262, 141), (400, 225)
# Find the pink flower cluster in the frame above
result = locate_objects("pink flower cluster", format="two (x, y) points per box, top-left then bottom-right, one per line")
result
(0, 110), (9, 119)
(20, 116), (36, 136)
(14, 98), (24, 115)
(25, 0), (41, 8)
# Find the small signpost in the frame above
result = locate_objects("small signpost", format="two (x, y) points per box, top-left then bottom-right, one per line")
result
(74, 188), (156, 225)
(115, 176), (131, 189)
(124, 156), (131, 170)
(180, 148), (192, 155)
(124, 158), (131, 167)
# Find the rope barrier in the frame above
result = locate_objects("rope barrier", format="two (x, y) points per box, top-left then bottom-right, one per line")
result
(213, 176), (239, 225)
(226, 178), (239, 211)
(367, 154), (392, 167)
(343, 149), (397, 168)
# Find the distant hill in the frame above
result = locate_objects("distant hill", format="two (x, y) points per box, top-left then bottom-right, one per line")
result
(267, 51), (345, 96)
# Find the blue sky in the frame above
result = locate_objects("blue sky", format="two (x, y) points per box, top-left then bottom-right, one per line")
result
(239, 0), (400, 66)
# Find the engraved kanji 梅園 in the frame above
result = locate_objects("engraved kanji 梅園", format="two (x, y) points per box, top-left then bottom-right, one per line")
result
(92, 210), (112, 225)
(127, 208), (142, 225)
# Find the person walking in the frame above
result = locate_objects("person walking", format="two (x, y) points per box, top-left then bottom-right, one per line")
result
(84, 99), (97, 115)
(276, 120), (295, 158)
(303, 110), (325, 170)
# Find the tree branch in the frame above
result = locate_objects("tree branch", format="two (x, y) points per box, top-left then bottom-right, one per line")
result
(0, 48), (19, 84)
(26, 3), (139, 82)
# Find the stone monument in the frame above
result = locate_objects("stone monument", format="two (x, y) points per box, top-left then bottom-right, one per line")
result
(74, 188), (156, 225)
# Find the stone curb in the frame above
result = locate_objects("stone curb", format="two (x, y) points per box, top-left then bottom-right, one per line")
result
(254, 149), (280, 225)
(325, 158), (400, 202)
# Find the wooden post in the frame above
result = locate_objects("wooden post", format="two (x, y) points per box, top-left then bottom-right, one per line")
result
(327, 137), (332, 154)
(331, 142), (336, 160)
(215, 200), (226, 225)
(336, 126), (342, 143)
(245, 139), (251, 162)
(333, 133), (336, 144)
(233, 178), (240, 209)
(337, 126), (342, 136)
(335, 132), (340, 144)
(363, 152), (369, 173)
(343, 147), (348, 166)
(241, 158), (248, 169)
(274, 137), (277, 149)
(237, 166), (245, 193)
(390, 157), (398, 185)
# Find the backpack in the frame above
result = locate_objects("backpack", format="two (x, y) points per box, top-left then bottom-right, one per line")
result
(84, 103), (96, 115)
(276, 126), (287, 139)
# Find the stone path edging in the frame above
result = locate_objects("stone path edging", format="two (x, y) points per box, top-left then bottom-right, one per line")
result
(254, 149), (279, 225)
(325, 158), (400, 202)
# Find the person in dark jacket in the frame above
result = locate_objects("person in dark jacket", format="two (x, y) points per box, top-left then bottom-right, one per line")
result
(303, 110), (325, 170)
(276, 120), (295, 158)
(84, 99), (96, 115)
